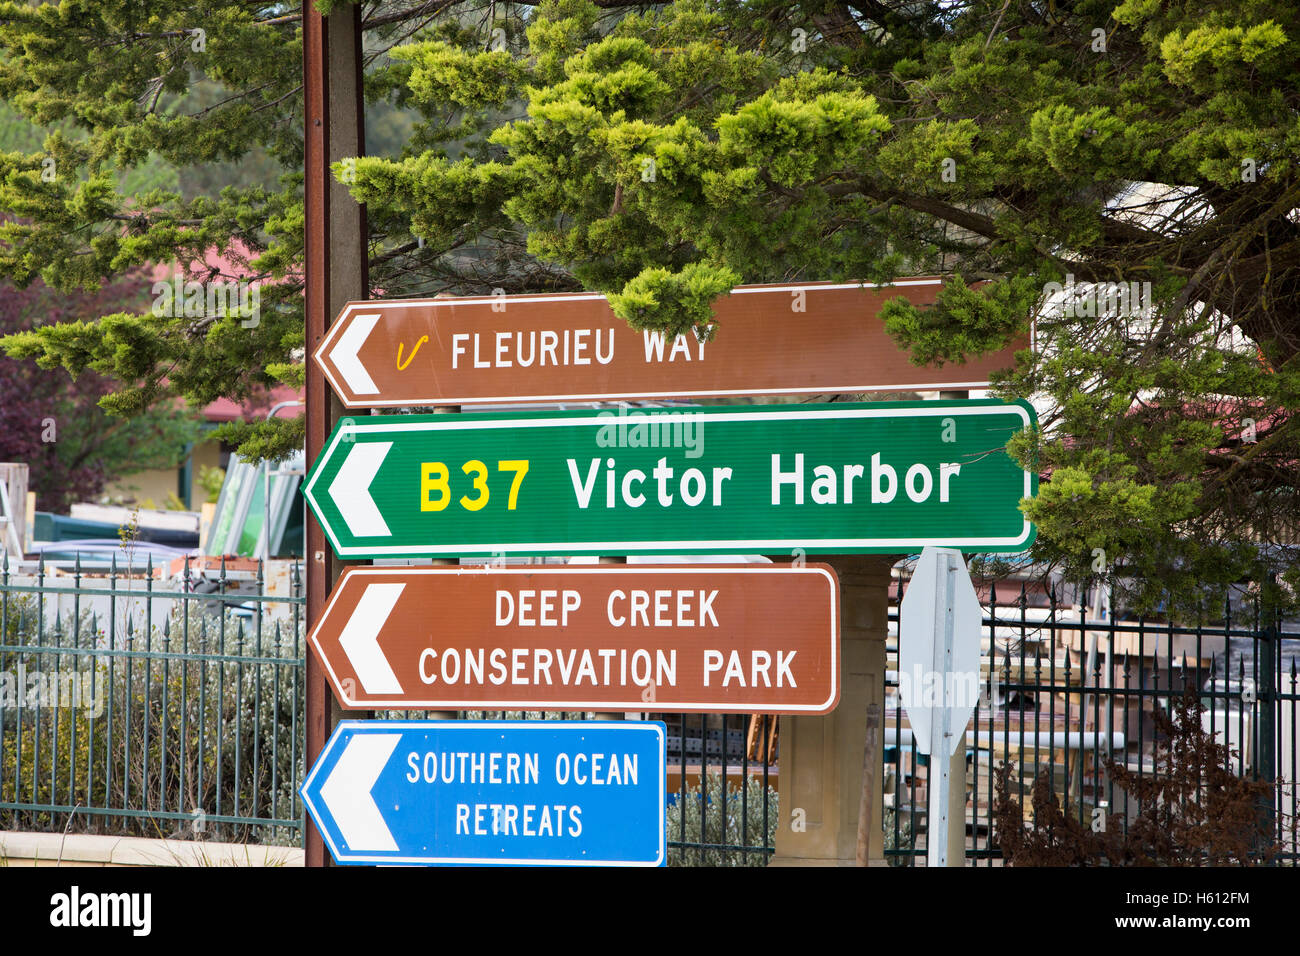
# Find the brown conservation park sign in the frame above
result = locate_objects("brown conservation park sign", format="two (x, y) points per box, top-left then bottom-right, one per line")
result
(309, 565), (841, 714)
(313, 278), (1029, 408)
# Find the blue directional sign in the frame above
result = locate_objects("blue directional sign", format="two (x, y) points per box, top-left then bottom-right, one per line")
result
(301, 720), (667, 866)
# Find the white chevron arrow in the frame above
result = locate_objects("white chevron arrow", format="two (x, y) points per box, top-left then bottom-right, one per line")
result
(339, 583), (405, 696)
(329, 441), (392, 538)
(320, 733), (401, 852)
(329, 313), (381, 395)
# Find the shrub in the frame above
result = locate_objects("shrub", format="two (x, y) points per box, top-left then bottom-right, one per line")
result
(0, 606), (303, 846)
(992, 687), (1285, 865)
(667, 772), (777, 866)
(884, 805), (916, 865)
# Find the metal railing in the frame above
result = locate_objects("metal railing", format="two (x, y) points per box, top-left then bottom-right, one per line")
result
(7, 556), (1290, 867)
(373, 707), (779, 866)
(0, 555), (305, 847)
(885, 581), (1298, 865)
(0, 553), (777, 864)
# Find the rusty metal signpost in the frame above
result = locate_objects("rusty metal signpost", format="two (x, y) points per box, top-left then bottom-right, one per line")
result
(303, 0), (368, 869)
(314, 280), (1029, 408)
(309, 564), (841, 713)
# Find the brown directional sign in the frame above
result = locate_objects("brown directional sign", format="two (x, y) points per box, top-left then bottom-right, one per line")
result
(310, 564), (840, 713)
(315, 278), (1028, 407)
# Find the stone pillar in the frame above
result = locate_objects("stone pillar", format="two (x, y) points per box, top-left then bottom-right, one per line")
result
(770, 555), (893, 866)
(947, 731), (967, 866)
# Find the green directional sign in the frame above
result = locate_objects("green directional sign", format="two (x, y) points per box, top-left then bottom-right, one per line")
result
(302, 400), (1037, 559)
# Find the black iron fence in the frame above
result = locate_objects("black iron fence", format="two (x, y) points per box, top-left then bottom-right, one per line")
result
(0, 554), (779, 865)
(3, 555), (1293, 866)
(885, 580), (1298, 865)
(0, 555), (305, 847)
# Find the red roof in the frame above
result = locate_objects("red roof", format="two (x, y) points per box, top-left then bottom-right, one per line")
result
(150, 243), (304, 424)
(202, 386), (304, 424)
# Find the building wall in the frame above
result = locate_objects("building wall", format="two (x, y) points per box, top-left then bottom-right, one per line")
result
(101, 438), (224, 510)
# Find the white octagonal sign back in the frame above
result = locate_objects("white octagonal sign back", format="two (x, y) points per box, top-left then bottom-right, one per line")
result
(899, 546), (982, 756)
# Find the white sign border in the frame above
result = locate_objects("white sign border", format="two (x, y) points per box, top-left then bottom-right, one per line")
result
(314, 279), (1035, 407)
(310, 564), (840, 713)
(300, 719), (668, 867)
(302, 403), (1037, 557)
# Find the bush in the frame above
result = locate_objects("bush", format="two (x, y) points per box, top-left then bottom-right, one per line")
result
(992, 688), (1285, 865)
(0, 604), (303, 845)
(667, 772), (778, 866)
(664, 773), (916, 865)
(884, 805), (916, 865)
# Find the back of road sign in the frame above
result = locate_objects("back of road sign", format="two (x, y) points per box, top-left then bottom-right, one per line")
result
(898, 546), (982, 756)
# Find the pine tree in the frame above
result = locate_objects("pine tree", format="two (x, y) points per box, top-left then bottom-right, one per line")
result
(342, 0), (1300, 614)
(0, 275), (202, 511)
(0, 1), (1296, 612)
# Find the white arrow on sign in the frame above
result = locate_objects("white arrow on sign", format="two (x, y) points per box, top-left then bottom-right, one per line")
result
(339, 583), (405, 695)
(319, 733), (401, 852)
(328, 441), (392, 538)
(899, 545), (982, 868)
(328, 312), (381, 395)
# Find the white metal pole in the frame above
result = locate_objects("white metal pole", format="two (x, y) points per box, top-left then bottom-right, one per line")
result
(927, 551), (957, 867)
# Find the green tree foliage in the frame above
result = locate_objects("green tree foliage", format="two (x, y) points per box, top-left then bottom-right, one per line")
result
(0, 275), (202, 512)
(342, 0), (1300, 615)
(0, 1), (579, 462)
(0, 1), (1296, 613)
(0, 0), (310, 460)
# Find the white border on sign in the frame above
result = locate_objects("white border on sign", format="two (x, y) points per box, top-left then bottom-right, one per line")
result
(301, 403), (1036, 557)
(300, 720), (668, 866)
(314, 278), (1026, 406)
(309, 564), (840, 712)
